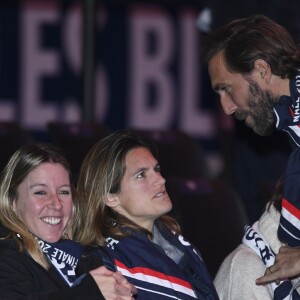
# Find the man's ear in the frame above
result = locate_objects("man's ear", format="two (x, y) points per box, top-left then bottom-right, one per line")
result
(253, 59), (272, 83)
(105, 193), (120, 208)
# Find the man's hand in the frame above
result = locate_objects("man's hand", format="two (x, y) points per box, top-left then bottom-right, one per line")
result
(256, 246), (300, 285)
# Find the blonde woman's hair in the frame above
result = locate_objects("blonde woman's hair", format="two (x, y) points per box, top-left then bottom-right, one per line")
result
(0, 144), (78, 269)
(75, 130), (181, 246)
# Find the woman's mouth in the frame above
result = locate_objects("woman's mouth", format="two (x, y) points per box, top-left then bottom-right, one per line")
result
(41, 217), (62, 225)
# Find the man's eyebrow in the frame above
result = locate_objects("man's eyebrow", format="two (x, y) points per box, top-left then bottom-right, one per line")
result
(213, 83), (226, 92)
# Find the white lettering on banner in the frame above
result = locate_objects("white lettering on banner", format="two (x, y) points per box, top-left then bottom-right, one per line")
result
(296, 75), (300, 93)
(128, 7), (174, 129)
(178, 234), (202, 259)
(66, 254), (75, 265)
(179, 11), (216, 137)
(128, 7), (216, 137)
(178, 234), (191, 246)
(38, 240), (51, 253)
(20, 2), (80, 129)
(20, 3), (59, 128)
(61, 3), (96, 121)
(294, 97), (300, 122)
(51, 257), (66, 269)
(63, 252), (69, 261)
(51, 248), (77, 268)
(52, 248), (59, 257)
(50, 256), (75, 276)
(67, 268), (76, 276)
(106, 237), (120, 250)
(295, 76), (300, 122)
(62, 3), (82, 73)
(55, 248), (63, 260)
(2, 2), (216, 141)
(38, 240), (79, 275)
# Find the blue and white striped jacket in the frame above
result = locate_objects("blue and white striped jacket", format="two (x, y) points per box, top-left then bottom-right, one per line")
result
(274, 74), (300, 246)
(104, 222), (219, 300)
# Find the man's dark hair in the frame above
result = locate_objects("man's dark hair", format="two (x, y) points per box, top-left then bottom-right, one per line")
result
(203, 14), (300, 79)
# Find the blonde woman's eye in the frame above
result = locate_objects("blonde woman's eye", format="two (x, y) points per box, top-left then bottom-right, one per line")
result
(34, 191), (46, 195)
(60, 190), (71, 195)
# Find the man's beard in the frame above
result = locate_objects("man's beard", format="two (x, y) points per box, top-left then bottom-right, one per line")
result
(234, 80), (279, 136)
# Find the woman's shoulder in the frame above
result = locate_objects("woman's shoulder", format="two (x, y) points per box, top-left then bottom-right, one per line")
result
(216, 244), (266, 276)
(214, 244), (272, 300)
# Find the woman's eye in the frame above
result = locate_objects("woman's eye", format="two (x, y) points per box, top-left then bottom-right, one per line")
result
(34, 191), (46, 195)
(137, 172), (145, 178)
(60, 190), (71, 195)
(155, 165), (161, 172)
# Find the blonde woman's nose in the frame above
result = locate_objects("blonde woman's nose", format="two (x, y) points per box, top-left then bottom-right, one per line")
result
(48, 194), (63, 210)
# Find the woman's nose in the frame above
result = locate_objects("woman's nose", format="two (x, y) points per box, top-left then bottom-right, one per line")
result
(48, 195), (63, 210)
(155, 172), (166, 185)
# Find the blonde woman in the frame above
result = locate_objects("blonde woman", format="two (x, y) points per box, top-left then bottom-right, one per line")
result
(0, 143), (135, 300)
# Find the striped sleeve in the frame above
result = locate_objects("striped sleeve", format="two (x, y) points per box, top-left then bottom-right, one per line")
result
(278, 148), (300, 246)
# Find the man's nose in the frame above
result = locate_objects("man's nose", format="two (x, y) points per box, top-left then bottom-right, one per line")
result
(220, 96), (237, 115)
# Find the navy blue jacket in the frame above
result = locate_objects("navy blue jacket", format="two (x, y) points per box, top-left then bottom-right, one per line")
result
(274, 74), (300, 246)
(100, 222), (219, 300)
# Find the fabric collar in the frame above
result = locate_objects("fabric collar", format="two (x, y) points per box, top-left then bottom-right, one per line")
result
(38, 238), (83, 287)
(274, 74), (300, 146)
(272, 73), (300, 247)
(243, 223), (300, 300)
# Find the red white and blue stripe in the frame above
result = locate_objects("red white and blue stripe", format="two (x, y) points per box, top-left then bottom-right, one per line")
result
(105, 223), (219, 299)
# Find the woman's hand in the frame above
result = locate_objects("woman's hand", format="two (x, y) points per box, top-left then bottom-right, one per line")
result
(90, 266), (137, 299)
(256, 246), (300, 285)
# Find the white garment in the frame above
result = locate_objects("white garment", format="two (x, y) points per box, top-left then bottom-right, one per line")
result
(214, 205), (288, 300)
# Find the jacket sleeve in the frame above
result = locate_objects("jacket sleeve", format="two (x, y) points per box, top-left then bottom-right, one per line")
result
(43, 274), (105, 300)
(278, 147), (300, 246)
(0, 253), (105, 300)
